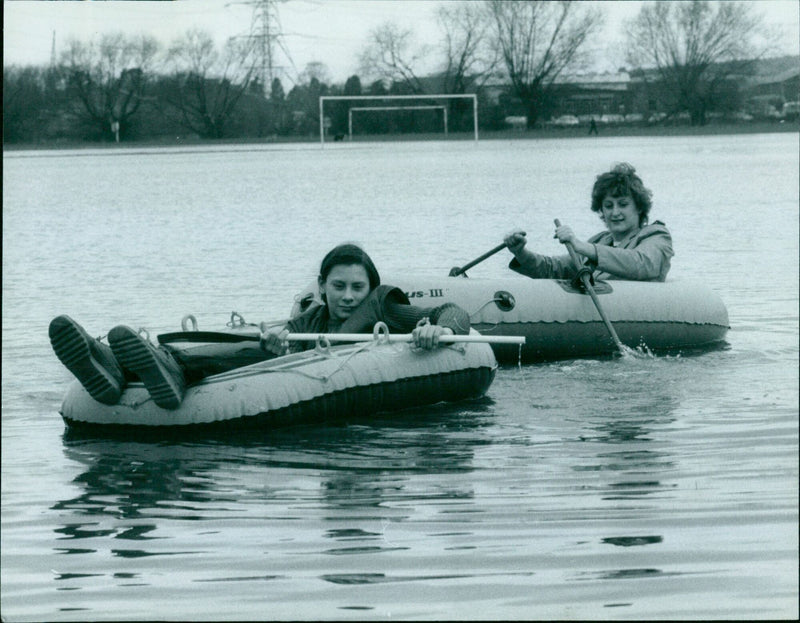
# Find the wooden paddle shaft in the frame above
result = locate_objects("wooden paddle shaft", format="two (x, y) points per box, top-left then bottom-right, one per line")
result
(450, 242), (507, 276)
(553, 219), (624, 351)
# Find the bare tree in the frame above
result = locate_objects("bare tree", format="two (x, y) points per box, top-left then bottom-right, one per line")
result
(487, 0), (603, 127)
(357, 22), (431, 93)
(436, 2), (498, 95)
(61, 32), (159, 140)
(162, 29), (258, 138)
(298, 61), (332, 87)
(434, 3), (499, 132)
(626, 1), (768, 126)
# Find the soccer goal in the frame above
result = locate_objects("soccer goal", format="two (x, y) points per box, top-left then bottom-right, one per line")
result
(349, 105), (447, 140)
(319, 94), (478, 145)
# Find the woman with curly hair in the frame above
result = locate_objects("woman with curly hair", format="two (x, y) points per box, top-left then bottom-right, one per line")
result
(503, 163), (673, 282)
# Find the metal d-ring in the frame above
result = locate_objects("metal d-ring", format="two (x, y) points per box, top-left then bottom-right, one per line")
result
(228, 311), (247, 328)
(315, 334), (332, 355)
(372, 321), (390, 344)
(181, 314), (199, 331)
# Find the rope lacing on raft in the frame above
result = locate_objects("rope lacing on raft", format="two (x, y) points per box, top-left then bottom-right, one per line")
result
(284, 322), (406, 382)
(181, 312), (288, 333)
(205, 321), (463, 385)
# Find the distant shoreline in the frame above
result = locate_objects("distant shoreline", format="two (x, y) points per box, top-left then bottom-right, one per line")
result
(3, 121), (797, 152)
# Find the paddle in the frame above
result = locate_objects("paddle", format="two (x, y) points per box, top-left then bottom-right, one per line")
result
(281, 332), (525, 344)
(162, 330), (525, 346)
(553, 219), (626, 354)
(449, 243), (508, 277)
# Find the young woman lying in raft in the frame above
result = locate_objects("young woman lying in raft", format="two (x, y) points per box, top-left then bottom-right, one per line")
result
(49, 243), (471, 410)
(504, 163), (674, 282)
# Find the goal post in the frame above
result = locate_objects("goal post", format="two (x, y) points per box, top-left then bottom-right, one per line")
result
(319, 94), (478, 145)
(348, 105), (447, 140)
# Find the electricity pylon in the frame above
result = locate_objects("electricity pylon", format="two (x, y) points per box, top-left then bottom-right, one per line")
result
(241, 0), (290, 97)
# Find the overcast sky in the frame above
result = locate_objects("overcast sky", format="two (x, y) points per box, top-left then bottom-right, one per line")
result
(4, 0), (798, 85)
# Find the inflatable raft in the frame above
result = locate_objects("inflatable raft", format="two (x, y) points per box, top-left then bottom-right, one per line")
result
(293, 276), (729, 363)
(59, 328), (498, 433)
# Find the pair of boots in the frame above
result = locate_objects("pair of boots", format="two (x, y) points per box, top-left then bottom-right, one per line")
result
(49, 315), (186, 409)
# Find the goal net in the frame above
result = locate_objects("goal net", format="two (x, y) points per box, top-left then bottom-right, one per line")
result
(319, 94), (478, 145)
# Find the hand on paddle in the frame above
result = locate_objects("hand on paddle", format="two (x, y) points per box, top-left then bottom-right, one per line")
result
(503, 230), (528, 256)
(506, 224), (589, 260)
(261, 322), (457, 353)
(553, 223), (578, 245)
(260, 326), (289, 355)
(412, 320), (454, 350)
(553, 223), (598, 262)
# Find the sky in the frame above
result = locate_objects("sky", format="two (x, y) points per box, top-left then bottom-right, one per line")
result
(3, 0), (799, 85)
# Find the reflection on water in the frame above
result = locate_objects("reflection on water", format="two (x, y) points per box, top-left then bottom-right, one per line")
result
(54, 401), (488, 542)
(603, 535), (663, 547)
(44, 380), (701, 616)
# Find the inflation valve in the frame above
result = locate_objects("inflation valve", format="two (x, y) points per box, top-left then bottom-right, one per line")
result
(493, 291), (515, 312)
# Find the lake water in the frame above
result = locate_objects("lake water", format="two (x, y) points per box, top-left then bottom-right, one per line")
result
(2, 133), (798, 620)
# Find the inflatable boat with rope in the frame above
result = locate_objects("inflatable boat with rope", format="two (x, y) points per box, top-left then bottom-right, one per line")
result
(59, 320), (504, 432)
(292, 276), (730, 363)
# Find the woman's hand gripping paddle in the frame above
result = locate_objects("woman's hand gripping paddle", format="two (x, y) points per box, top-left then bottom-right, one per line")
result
(554, 219), (630, 356)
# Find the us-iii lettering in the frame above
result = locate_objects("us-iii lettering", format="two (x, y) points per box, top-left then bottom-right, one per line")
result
(404, 290), (425, 299)
(428, 288), (444, 297)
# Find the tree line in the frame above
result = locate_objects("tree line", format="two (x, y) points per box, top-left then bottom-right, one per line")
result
(4, 0), (780, 144)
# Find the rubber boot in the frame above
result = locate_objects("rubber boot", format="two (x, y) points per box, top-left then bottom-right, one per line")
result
(108, 325), (186, 410)
(49, 315), (125, 405)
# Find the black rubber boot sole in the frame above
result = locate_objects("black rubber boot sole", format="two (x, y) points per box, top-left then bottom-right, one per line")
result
(109, 325), (185, 410)
(49, 315), (123, 405)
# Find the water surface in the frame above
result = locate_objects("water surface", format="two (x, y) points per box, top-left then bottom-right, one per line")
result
(2, 134), (797, 620)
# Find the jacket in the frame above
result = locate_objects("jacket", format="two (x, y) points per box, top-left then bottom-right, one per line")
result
(286, 285), (471, 352)
(509, 221), (673, 282)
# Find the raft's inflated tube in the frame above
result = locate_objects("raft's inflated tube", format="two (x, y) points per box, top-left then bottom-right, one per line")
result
(60, 333), (497, 432)
(293, 276), (730, 362)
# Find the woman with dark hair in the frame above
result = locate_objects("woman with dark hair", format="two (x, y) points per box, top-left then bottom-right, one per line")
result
(503, 163), (673, 282)
(49, 243), (470, 410)
(260, 243), (468, 354)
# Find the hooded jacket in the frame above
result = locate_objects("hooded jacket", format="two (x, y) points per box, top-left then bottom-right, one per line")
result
(509, 221), (673, 282)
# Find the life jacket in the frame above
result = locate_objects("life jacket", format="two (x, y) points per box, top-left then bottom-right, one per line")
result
(286, 285), (409, 351)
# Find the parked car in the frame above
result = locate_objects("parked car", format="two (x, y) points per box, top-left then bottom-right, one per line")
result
(551, 115), (580, 127)
(599, 114), (625, 124)
(504, 115), (527, 130)
(647, 112), (667, 123)
(782, 101), (800, 121)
